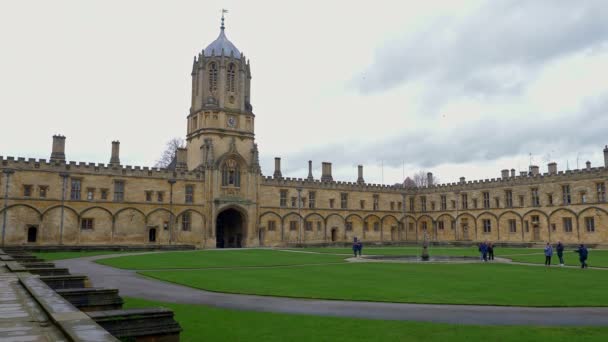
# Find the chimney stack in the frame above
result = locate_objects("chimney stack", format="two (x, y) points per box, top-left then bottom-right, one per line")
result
(530, 165), (539, 176)
(307, 160), (314, 181)
(586, 161), (591, 170)
(357, 165), (365, 184)
(427, 172), (433, 186)
(273, 157), (282, 178)
(510, 169), (516, 177)
(109, 141), (120, 166)
(548, 162), (557, 175)
(501, 169), (509, 178)
(459, 176), (465, 184)
(321, 162), (333, 182)
(175, 148), (187, 170)
(50, 135), (66, 162)
(520, 171), (527, 176)
(604, 145), (608, 168)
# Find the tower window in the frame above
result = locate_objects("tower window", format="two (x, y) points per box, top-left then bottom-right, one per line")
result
(227, 63), (236, 92)
(208, 62), (218, 92)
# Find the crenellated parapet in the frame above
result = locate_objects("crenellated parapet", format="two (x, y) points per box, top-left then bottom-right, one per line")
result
(0, 156), (204, 181)
(261, 175), (404, 193)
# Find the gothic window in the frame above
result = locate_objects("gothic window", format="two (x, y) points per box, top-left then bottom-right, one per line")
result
(221, 159), (240, 187)
(482, 191), (490, 209)
(113, 180), (125, 202)
(70, 179), (81, 200)
(208, 62), (218, 92)
(80, 218), (94, 230)
(483, 219), (491, 233)
(308, 192), (316, 209)
(182, 212), (191, 231)
(185, 185), (194, 204)
(227, 63), (236, 92)
(280, 190), (287, 207)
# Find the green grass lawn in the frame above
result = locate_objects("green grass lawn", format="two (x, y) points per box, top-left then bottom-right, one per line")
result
(33, 250), (130, 261)
(123, 297), (608, 342)
(97, 249), (347, 269)
(140, 262), (608, 307)
(290, 246), (536, 256)
(507, 250), (608, 267)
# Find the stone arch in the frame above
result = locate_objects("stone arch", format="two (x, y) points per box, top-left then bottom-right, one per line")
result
(175, 209), (205, 244)
(2, 204), (42, 244)
(382, 215), (399, 242)
(146, 208), (174, 221)
(282, 212), (303, 243)
(363, 214), (381, 241)
(548, 208), (579, 243)
(0, 203), (42, 218)
(325, 213), (345, 243)
(78, 207), (113, 245)
(498, 210), (524, 242)
(522, 209), (550, 242)
(455, 212), (476, 241)
(41, 205), (78, 244)
(303, 213), (325, 242)
(435, 213), (456, 241)
(403, 214), (417, 241)
(146, 208), (173, 244)
(476, 211), (499, 242)
(416, 214), (434, 240)
(216, 205), (248, 248)
(344, 213), (364, 242)
(259, 211), (282, 245)
(577, 206), (608, 244)
(114, 208), (146, 244)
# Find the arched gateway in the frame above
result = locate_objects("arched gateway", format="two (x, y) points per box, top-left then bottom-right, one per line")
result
(216, 208), (246, 248)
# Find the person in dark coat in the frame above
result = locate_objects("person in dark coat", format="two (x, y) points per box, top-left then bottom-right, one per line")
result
(352, 237), (359, 257)
(574, 244), (589, 268)
(356, 239), (363, 257)
(544, 242), (553, 266)
(556, 241), (565, 266)
(488, 242), (495, 261)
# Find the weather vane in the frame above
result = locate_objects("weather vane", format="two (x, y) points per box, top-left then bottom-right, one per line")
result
(221, 8), (229, 30)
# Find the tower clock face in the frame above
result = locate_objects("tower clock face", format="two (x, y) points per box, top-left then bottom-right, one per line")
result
(227, 116), (236, 128)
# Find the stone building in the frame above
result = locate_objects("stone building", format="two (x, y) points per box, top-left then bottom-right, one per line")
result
(1, 17), (608, 248)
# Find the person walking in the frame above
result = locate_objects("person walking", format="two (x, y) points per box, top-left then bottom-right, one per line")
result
(544, 242), (553, 266)
(352, 237), (359, 258)
(356, 239), (363, 257)
(556, 241), (565, 266)
(574, 244), (589, 269)
(488, 242), (495, 261)
(479, 241), (488, 262)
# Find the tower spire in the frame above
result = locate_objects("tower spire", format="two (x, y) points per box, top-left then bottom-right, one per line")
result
(221, 9), (228, 30)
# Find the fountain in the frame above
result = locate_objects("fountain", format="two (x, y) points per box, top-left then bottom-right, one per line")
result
(421, 231), (430, 261)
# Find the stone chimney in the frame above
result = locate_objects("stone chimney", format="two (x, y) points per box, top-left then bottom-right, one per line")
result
(321, 162), (333, 182)
(427, 172), (433, 186)
(175, 148), (187, 170)
(109, 141), (120, 166)
(520, 171), (527, 176)
(586, 161), (591, 170)
(50, 135), (66, 162)
(510, 169), (516, 177)
(501, 169), (509, 178)
(307, 160), (314, 181)
(604, 145), (608, 168)
(459, 176), (465, 184)
(273, 157), (282, 178)
(548, 162), (557, 175)
(357, 165), (365, 184)
(530, 165), (539, 176)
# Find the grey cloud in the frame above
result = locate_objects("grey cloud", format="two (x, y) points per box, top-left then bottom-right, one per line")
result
(272, 95), (608, 174)
(357, 0), (608, 95)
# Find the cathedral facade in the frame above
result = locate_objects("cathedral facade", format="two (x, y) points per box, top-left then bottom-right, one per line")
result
(2, 20), (608, 248)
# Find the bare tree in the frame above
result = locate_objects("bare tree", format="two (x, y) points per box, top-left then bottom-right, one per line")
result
(409, 170), (440, 187)
(154, 137), (185, 168)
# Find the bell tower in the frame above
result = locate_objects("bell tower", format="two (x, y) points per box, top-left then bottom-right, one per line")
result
(186, 12), (257, 172)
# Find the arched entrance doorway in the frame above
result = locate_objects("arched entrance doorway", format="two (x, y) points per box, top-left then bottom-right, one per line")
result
(216, 208), (245, 248)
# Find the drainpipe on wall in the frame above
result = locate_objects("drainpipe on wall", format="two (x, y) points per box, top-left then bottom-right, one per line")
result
(168, 179), (176, 244)
(1, 169), (14, 246)
(297, 187), (302, 244)
(59, 173), (69, 245)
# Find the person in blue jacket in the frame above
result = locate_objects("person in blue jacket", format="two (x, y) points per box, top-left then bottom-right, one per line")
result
(574, 244), (589, 268)
(544, 242), (553, 266)
(356, 239), (363, 257)
(478, 241), (488, 262)
(352, 237), (359, 257)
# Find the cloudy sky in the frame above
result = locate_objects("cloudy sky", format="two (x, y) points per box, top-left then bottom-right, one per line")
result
(1, 0), (607, 185)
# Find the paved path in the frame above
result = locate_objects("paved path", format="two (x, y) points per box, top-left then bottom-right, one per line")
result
(57, 253), (608, 326)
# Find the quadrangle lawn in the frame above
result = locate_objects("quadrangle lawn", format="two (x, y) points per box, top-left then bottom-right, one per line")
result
(123, 297), (608, 342)
(33, 250), (131, 261)
(139, 262), (608, 307)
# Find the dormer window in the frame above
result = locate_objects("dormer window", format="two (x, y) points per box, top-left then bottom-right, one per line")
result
(221, 158), (240, 187)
